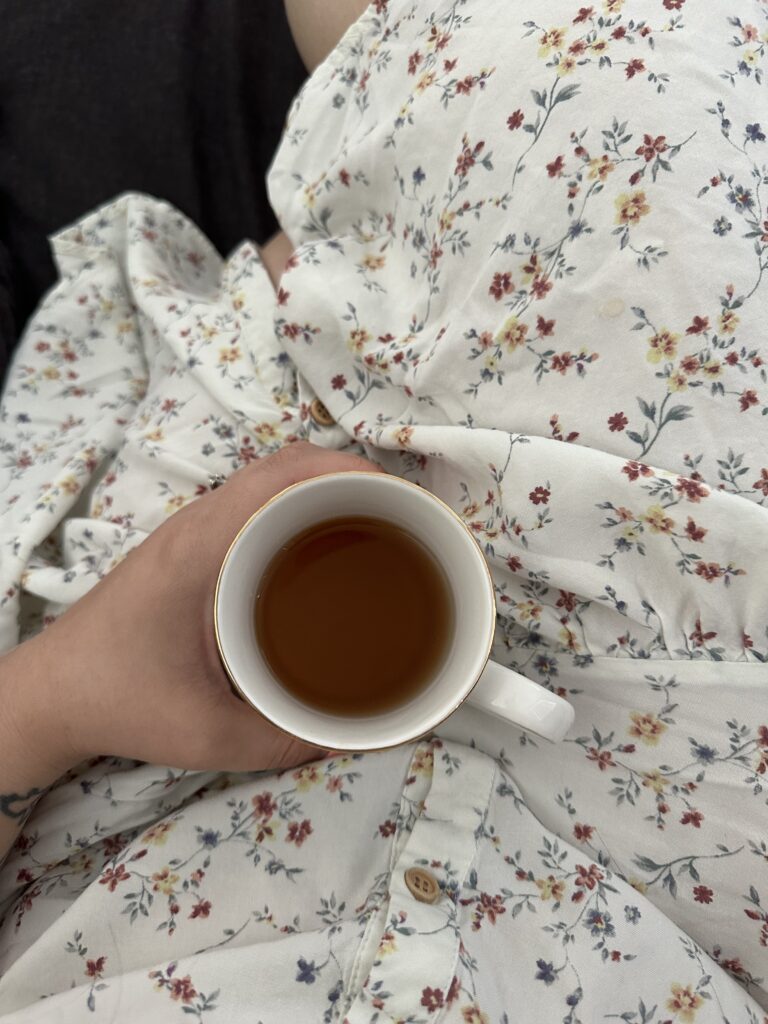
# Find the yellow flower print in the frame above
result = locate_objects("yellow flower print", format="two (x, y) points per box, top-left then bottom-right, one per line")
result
(462, 1007), (490, 1024)
(557, 55), (576, 76)
(701, 360), (722, 379)
(538, 27), (567, 58)
(293, 765), (321, 791)
(641, 770), (668, 794)
(622, 525), (640, 542)
(69, 852), (93, 874)
(42, 366), (61, 380)
(302, 184), (317, 208)
(394, 425), (414, 448)
(719, 310), (739, 335)
(642, 504), (675, 534)
(628, 877), (648, 894)
(604, 0), (624, 12)
(742, 49), (758, 66)
(496, 315), (528, 351)
(117, 320), (134, 334)
(145, 428), (164, 442)
(588, 155), (615, 181)
(628, 711), (667, 746)
(202, 325), (219, 340)
(412, 748), (434, 775)
(254, 422), (281, 444)
(416, 70), (436, 92)
(218, 345), (241, 364)
(165, 495), (187, 514)
(666, 983), (704, 1023)
(590, 39), (609, 54)
(348, 327), (371, 352)
(668, 371), (688, 393)
(439, 210), (456, 233)
(646, 329), (679, 364)
(516, 600), (542, 622)
(377, 930), (397, 956)
(361, 253), (386, 271)
(535, 875), (566, 901)
(152, 867), (180, 896)
(59, 475), (80, 496)
(142, 821), (177, 846)
(615, 190), (650, 226)
(558, 626), (581, 652)
(232, 293), (245, 311)
(484, 355), (499, 372)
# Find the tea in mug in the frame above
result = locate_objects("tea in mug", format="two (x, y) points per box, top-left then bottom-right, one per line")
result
(254, 516), (454, 716)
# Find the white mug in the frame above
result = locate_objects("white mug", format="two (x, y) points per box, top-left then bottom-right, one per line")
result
(214, 471), (574, 750)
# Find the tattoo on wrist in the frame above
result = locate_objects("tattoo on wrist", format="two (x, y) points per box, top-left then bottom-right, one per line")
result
(0, 787), (46, 821)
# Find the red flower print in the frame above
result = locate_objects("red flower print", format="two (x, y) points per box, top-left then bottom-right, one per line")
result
(753, 469), (768, 496)
(474, 891), (507, 928)
(689, 618), (717, 648)
(684, 517), (707, 542)
(663, 0), (685, 8)
(612, 26), (627, 39)
(99, 864), (130, 892)
(447, 976), (461, 1004)
(455, 137), (485, 178)
(331, 374), (347, 390)
(586, 747), (615, 771)
(681, 809), (704, 828)
(421, 987), (445, 1011)
(757, 725), (768, 747)
(573, 6), (594, 22)
(408, 50), (422, 75)
(507, 109), (524, 130)
(190, 899), (212, 919)
(529, 486), (550, 505)
(573, 823), (594, 842)
(547, 155), (565, 178)
(252, 791), (277, 819)
(489, 272), (514, 300)
(675, 477), (709, 502)
(625, 58), (646, 79)
(611, 950), (622, 962)
(531, 276), (553, 299)
(693, 885), (713, 904)
(622, 460), (652, 481)
(695, 562), (724, 582)
(739, 389), (759, 412)
(608, 412), (628, 432)
(169, 976), (197, 1003)
(556, 590), (578, 612)
(575, 864), (604, 890)
(635, 134), (668, 162)
(339, 168), (351, 187)
(286, 819), (313, 847)
(373, 0), (387, 12)
(85, 956), (106, 978)
(536, 315), (555, 337)
(102, 833), (128, 858)
(506, 555), (523, 572)
(686, 315), (709, 335)
(551, 353), (573, 374)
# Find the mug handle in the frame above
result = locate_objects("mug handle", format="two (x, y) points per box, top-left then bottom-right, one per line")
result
(466, 659), (574, 742)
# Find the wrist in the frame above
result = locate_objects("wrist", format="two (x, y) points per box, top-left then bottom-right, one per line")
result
(0, 635), (81, 793)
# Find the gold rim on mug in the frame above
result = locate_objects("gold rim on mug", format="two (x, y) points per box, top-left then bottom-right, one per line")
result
(213, 471), (496, 752)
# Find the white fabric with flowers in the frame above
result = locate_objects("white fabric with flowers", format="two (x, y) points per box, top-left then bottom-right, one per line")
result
(1, 0), (768, 1021)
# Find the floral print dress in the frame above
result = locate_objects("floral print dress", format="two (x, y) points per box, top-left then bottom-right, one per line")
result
(1, 1), (768, 1021)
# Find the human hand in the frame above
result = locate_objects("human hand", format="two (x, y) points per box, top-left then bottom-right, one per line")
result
(8, 442), (384, 779)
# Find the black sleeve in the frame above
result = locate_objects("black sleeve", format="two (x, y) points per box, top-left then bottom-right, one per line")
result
(0, 0), (306, 385)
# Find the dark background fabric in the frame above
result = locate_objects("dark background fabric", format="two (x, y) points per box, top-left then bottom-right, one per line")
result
(0, 0), (306, 385)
